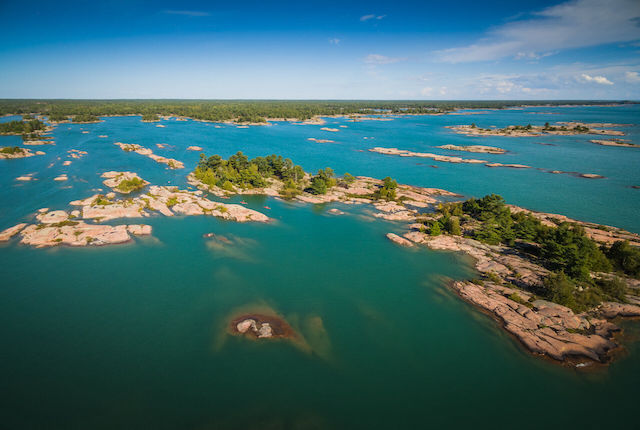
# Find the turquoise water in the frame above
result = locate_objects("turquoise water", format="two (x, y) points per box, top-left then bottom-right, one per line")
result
(1, 106), (640, 429)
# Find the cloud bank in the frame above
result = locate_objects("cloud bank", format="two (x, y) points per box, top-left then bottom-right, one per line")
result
(436, 0), (640, 63)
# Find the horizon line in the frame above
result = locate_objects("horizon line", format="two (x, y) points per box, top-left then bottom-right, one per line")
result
(0, 98), (638, 102)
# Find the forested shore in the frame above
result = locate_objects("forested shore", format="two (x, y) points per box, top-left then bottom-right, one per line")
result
(1, 100), (634, 123)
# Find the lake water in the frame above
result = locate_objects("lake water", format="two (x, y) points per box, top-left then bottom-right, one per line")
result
(1, 106), (639, 429)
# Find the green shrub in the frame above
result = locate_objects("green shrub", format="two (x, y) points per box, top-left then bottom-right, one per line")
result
(116, 177), (146, 193)
(342, 172), (355, 184)
(486, 272), (502, 284)
(606, 241), (640, 278)
(596, 276), (627, 301)
(374, 176), (397, 201)
(443, 216), (461, 235)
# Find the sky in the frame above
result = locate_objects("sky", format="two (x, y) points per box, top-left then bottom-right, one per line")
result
(0, 0), (639, 99)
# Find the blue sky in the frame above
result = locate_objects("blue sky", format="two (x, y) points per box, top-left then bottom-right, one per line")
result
(0, 0), (639, 99)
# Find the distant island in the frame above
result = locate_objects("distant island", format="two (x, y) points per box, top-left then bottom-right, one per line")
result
(0, 99), (636, 125)
(448, 121), (627, 137)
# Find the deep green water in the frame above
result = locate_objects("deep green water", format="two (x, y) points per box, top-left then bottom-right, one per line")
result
(1, 106), (640, 429)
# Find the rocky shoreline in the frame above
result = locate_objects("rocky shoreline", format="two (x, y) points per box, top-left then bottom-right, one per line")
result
(387, 209), (640, 366)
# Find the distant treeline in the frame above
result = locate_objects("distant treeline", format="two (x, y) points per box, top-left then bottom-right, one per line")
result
(0, 100), (634, 123)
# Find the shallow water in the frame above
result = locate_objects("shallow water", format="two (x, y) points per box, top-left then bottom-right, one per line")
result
(1, 107), (639, 429)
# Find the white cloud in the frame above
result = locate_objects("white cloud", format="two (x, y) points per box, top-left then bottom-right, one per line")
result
(625, 71), (640, 83)
(436, 0), (640, 63)
(364, 54), (406, 65)
(420, 87), (433, 96)
(360, 14), (386, 22)
(328, 38), (340, 45)
(419, 86), (447, 97)
(163, 10), (210, 17)
(472, 73), (554, 96)
(580, 73), (614, 84)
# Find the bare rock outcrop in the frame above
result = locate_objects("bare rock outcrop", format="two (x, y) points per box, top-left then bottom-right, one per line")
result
(114, 142), (185, 169)
(0, 223), (27, 241)
(386, 233), (414, 247)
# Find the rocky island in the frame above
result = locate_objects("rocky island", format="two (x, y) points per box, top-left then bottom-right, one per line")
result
(230, 314), (297, 340)
(437, 144), (506, 154)
(0, 146), (41, 159)
(101, 171), (149, 194)
(590, 139), (640, 148)
(188, 152), (459, 221)
(448, 122), (627, 137)
(367, 147), (488, 164)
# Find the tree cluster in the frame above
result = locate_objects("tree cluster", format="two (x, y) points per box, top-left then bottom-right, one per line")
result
(195, 152), (305, 194)
(308, 168), (336, 195)
(0, 119), (45, 134)
(427, 194), (638, 312)
(373, 177), (398, 200)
